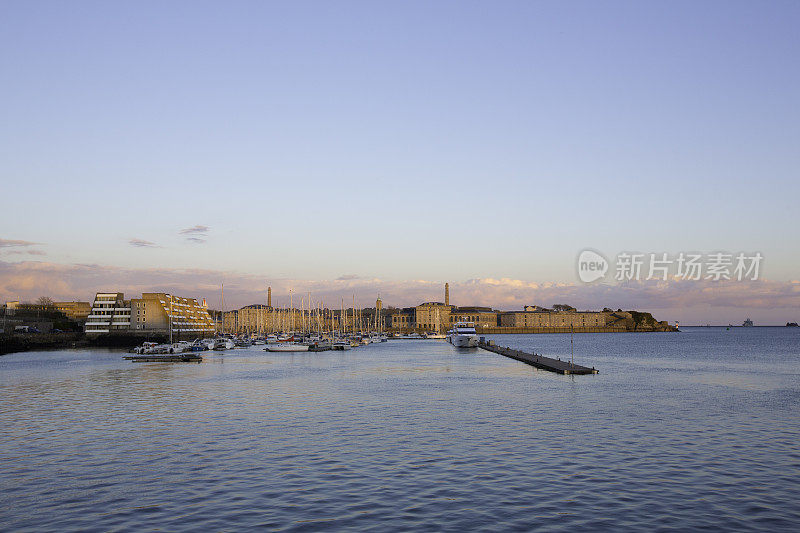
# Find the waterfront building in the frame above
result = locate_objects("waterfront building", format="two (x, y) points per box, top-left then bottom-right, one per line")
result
(449, 306), (499, 328)
(391, 310), (415, 331)
(130, 293), (215, 334)
(415, 302), (451, 332)
(85, 293), (131, 333)
(54, 301), (91, 321)
(500, 308), (612, 328)
(85, 292), (214, 334)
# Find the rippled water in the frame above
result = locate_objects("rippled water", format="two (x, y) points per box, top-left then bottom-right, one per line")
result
(2, 327), (799, 531)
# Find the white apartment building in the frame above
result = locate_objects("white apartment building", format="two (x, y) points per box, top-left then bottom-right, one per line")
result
(84, 293), (132, 333)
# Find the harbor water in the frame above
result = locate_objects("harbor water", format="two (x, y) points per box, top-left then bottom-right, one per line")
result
(1, 327), (799, 530)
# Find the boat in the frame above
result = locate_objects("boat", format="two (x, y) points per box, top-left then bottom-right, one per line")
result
(424, 333), (446, 339)
(332, 339), (352, 351)
(132, 341), (160, 354)
(446, 322), (479, 348)
(190, 339), (210, 351)
(265, 343), (309, 352)
(743, 318), (754, 327)
(213, 338), (235, 350)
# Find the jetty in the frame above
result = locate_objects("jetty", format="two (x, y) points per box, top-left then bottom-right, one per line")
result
(478, 340), (598, 375)
(124, 354), (203, 363)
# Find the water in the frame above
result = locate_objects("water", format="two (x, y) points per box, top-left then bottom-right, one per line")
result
(1, 327), (799, 531)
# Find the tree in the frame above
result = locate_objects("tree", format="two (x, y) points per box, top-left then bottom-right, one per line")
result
(552, 304), (576, 312)
(36, 297), (55, 309)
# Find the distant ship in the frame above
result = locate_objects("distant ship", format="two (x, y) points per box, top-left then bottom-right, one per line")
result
(742, 318), (754, 327)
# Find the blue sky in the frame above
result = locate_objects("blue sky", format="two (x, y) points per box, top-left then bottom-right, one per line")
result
(1, 1), (799, 321)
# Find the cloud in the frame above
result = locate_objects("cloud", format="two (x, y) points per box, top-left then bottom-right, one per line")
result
(128, 238), (160, 248)
(0, 260), (798, 324)
(0, 238), (39, 248)
(179, 225), (209, 244)
(6, 250), (46, 256)
(180, 225), (210, 235)
(337, 274), (360, 280)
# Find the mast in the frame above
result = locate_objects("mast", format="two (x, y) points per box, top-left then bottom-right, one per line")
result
(169, 294), (172, 343)
(221, 283), (224, 335)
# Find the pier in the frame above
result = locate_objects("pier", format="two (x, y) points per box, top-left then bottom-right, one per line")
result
(124, 354), (203, 363)
(478, 340), (598, 375)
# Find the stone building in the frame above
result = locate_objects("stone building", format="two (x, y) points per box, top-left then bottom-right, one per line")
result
(449, 307), (498, 328)
(415, 302), (451, 333)
(500, 309), (612, 328)
(391, 308), (416, 331)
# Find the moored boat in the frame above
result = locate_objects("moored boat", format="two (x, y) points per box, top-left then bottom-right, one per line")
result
(446, 322), (479, 348)
(265, 343), (309, 352)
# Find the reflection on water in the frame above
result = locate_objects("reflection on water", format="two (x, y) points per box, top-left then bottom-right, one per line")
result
(1, 328), (800, 530)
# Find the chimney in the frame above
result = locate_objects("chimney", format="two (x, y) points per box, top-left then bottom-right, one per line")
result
(445, 283), (450, 307)
(267, 286), (272, 308)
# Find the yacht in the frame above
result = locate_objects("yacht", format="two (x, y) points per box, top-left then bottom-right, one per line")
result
(265, 343), (309, 352)
(447, 322), (479, 348)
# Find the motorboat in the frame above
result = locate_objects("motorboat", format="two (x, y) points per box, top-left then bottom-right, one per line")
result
(213, 338), (235, 350)
(446, 322), (479, 348)
(332, 339), (352, 351)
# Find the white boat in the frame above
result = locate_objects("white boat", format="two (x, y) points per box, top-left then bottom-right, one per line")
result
(332, 339), (352, 351)
(213, 338), (235, 350)
(447, 322), (479, 348)
(425, 333), (446, 339)
(132, 341), (159, 354)
(265, 343), (309, 352)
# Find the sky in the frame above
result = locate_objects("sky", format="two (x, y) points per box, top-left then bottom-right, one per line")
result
(1, 1), (799, 324)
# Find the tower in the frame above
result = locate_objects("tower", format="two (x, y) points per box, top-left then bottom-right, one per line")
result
(445, 283), (450, 307)
(267, 286), (272, 308)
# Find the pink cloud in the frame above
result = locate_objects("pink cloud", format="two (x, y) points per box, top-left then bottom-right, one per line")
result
(0, 238), (39, 248)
